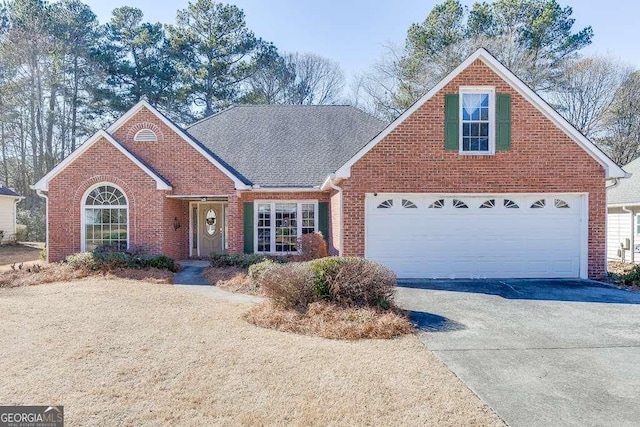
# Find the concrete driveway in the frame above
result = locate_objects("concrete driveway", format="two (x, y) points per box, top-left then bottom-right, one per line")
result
(395, 279), (640, 427)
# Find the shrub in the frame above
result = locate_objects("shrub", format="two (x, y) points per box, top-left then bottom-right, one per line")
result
(248, 259), (278, 287)
(297, 232), (328, 261)
(210, 253), (288, 268)
(15, 225), (26, 242)
(330, 258), (396, 308)
(309, 257), (349, 299)
(144, 255), (176, 271)
(65, 251), (178, 272)
(615, 264), (640, 287)
(65, 252), (98, 270)
(0, 230), (4, 242)
(258, 262), (315, 310)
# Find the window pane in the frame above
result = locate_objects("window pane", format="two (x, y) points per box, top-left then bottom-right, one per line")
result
(84, 185), (128, 251)
(302, 204), (315, 234)
(480, 123), (489, 137)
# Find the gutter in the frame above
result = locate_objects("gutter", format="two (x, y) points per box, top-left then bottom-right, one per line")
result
(35, 189), (48, 262)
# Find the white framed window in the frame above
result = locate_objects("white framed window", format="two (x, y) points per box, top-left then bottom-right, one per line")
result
(81, 183), (128, 252)
(255, 201), (318, 254)
(459, 87), (495, 155)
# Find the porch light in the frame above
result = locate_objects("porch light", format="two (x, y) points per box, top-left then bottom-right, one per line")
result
(173, 217), (181, 230)
(200, 197), (207, 202)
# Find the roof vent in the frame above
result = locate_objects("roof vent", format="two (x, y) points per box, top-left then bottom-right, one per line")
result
(134, 129), (158, 142)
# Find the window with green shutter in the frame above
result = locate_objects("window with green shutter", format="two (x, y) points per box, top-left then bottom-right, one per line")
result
(252, 201), (323, 254)
(445, 88), (511, 154)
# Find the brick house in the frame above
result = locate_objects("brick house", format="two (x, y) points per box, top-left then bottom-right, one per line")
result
(32, 49), (626, 280)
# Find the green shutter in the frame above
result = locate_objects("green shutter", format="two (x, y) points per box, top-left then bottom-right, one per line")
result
(318, 202), (329, 243)
(243, 202), (254, 254)
(444, 94), (459, 151)
(496, 94), (511, 151)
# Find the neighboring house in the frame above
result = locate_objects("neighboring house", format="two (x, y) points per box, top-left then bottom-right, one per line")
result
(607, 157), (640, 262)
(0, 185), (23, 243)
(32, 48), (626, 280)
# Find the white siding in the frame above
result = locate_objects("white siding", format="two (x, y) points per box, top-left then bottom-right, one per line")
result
(0, 196), (17, 242)
(607, 208), (633, 261)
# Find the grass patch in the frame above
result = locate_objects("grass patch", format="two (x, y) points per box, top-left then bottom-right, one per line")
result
(0, 243), (42, 266)
(0, 279), (503, 425)
(0, 263), (174, 288)
(245, 301), (413, 340)
(1, 251), (177, 288)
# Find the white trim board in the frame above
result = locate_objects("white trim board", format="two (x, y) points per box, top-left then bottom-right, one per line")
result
(334, 48), (627, 180)
(31, 130), (172, 191)
(107, 100), (250, 190)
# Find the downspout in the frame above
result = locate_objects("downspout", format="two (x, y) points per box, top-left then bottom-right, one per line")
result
(327, 174), (343, 256)
(36, 190), (48, 262)
(13, 197), (23, 242)
(622, 205), (634, 263)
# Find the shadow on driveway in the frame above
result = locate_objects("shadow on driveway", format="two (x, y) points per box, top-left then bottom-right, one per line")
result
(397, 278), (640, 304)
(407, 311), (466, 332)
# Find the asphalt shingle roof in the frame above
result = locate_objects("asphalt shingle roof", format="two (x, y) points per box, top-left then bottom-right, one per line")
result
(608, 158), (639, 205)
(0, 186), (20, 197)
(186, 105), (386, 187)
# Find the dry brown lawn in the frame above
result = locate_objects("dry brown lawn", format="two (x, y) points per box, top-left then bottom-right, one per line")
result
(0, 243), (42, 266)
(0, 278), (504, 426)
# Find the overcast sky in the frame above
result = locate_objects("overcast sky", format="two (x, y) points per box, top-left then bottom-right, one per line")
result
(82, 0), (640, 81)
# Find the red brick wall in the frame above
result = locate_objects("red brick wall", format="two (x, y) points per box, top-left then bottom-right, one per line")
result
(112, 107), (237, 196)
(48, 137), (166, 261)
(341, 59), (607, 279)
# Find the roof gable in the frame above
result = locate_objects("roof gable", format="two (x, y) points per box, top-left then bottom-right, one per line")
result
(334, 48), (627, 180)
(107, 100), (251, 189)
(31, 130), (172, 191)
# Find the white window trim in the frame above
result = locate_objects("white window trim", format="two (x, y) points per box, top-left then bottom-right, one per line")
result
(80, 182), (130, 253)
(253, 200), (319, 254)
(133, 128), (158, 142)
(459, 86), (496, 156)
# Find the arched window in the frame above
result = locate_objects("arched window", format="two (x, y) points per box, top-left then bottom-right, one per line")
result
(134, 129), (158, 142)
(82, 184), (128, 252)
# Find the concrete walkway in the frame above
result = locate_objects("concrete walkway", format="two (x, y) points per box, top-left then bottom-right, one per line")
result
(174, 260), (210, 285)
(173, 260), (263, 304)
(395, 279), (640, 427)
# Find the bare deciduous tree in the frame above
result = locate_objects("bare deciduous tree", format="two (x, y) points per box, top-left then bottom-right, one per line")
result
(598, 71), (640, 165)
(552, 55), (631, 137)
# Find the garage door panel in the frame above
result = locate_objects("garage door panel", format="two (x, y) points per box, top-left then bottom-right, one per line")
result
(365, 194), (585, 279)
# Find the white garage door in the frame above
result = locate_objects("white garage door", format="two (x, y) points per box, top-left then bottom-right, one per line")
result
(365, 193), (586, 279)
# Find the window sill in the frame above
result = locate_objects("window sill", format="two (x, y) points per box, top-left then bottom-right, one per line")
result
(458, 150), (495, 156)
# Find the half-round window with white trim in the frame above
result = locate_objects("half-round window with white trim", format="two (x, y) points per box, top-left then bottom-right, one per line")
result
(82, 184), (128, 252)
(134, 129), (158, 142)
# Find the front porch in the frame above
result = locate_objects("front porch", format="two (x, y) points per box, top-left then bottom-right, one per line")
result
(166, 195), (229, 258)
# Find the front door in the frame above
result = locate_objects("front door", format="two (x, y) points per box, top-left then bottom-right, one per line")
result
(199, 203), (225, 255)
